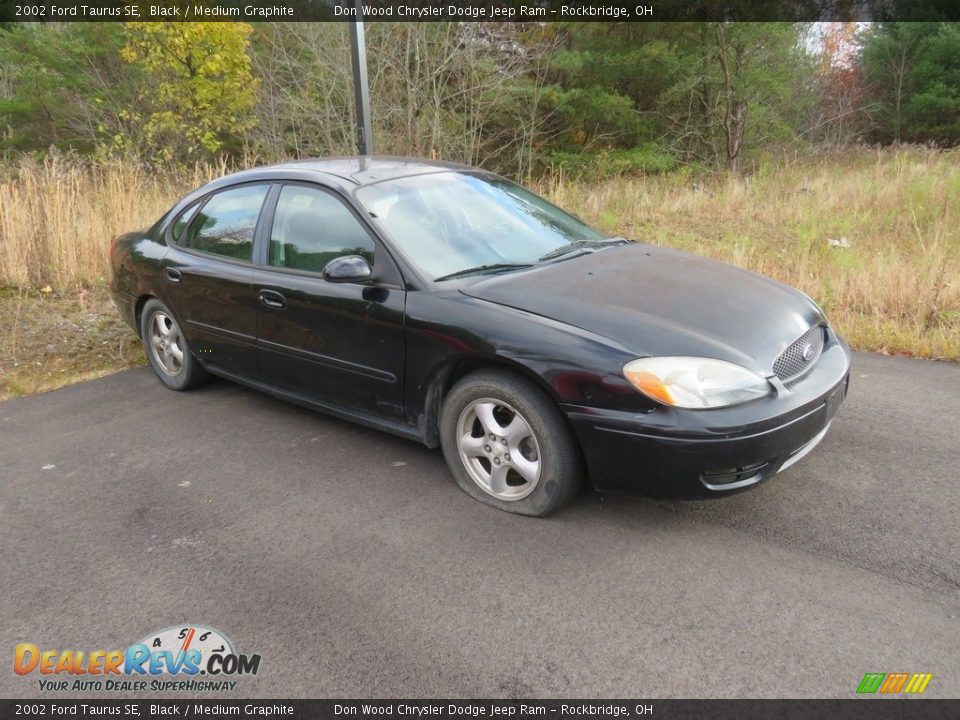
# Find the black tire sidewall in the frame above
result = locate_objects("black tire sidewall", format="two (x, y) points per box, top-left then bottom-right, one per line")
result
(440, 369), (582, 516)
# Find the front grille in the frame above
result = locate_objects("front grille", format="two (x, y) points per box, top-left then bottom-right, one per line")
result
(773, 325), (824, 384)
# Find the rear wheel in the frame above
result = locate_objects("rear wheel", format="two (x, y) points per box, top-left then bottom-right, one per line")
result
(440, 369), (583, 516)
(140, 298), (209, 391)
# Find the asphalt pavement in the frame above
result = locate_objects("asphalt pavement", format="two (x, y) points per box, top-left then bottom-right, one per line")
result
(1, 352), (957, 698)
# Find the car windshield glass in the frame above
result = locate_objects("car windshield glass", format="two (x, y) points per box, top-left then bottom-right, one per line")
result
(355, 172), (607, 280)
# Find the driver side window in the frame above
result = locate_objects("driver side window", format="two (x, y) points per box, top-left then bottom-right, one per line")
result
(269, 185), (375, 273)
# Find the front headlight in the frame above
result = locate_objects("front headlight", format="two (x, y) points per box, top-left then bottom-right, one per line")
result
(623, 357), (771, 409)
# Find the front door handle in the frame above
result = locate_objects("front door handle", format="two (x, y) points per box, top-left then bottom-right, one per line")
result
(259, 289), (286, 309)
(165, 268), (182, 283)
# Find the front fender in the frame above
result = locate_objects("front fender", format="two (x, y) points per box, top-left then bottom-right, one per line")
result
(402, 292), (658, 441)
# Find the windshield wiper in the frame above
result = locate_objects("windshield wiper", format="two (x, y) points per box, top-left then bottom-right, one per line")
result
(434, 263), (534, 282)
(538, 237), (628, 262)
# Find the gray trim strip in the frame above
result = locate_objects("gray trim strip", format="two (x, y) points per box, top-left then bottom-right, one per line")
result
(587, 402), (825, 444)
(185, 320), (256, 344)
(257, 338), (397, 383)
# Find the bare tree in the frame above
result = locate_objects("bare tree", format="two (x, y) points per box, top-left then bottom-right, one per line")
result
(249, 22), (556, 176)
(249, 23), (356, 160)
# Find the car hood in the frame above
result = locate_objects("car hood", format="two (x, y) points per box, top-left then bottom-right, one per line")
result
(459, 243), (825, 374)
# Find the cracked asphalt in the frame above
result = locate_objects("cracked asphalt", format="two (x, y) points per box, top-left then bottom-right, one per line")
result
(1, 351), (957, 698)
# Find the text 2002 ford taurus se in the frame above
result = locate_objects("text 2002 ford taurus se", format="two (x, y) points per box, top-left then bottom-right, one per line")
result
(111, 157), (850, 516)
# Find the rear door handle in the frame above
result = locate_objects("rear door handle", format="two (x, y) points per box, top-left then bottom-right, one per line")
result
(259, 289), (286, 309)
(165, 268), (182, 283)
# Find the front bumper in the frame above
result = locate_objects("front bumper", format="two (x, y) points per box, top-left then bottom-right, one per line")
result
(564, 328), (852, 499)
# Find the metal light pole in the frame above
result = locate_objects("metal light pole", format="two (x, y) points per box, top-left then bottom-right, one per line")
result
(348, 4), (374, 156)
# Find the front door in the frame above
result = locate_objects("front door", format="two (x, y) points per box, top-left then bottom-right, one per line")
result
(254, 183), (406, 419)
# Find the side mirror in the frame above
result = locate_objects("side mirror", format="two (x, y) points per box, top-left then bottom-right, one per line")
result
(322, 255), (373, 283)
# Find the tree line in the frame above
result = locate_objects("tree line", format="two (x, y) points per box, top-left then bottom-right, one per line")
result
(1, 21), (958, 177)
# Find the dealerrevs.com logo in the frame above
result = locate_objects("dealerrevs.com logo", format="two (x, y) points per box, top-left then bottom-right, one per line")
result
(14, 624), (261, 692)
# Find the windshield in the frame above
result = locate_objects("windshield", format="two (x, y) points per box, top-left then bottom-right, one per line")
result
(355, 172), (607, 280)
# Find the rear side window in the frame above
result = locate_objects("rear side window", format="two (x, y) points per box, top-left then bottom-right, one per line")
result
(183, 184), (270, 261)
(269, 185), (375, 273)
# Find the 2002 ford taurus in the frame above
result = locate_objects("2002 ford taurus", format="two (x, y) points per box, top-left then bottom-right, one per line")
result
(110, 157), (850, 516)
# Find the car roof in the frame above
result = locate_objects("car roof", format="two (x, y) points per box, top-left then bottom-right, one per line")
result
(214, 156), (477, 189)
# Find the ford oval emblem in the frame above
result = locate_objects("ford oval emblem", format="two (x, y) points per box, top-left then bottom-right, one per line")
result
(801, 342), (815, 362)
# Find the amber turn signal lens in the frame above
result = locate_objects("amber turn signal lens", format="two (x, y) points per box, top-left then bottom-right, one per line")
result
(623, 369), (675, 405)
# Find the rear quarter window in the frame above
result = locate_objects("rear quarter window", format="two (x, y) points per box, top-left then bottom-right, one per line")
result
(171, 202), (201, 244)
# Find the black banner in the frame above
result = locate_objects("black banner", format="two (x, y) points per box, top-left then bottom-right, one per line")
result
(0, 700), (958, 720)
(0, 0), (958, 23)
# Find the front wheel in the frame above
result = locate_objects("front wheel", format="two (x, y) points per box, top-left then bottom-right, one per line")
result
(440, 369), (583, 516)
(140, 298), (209, 391)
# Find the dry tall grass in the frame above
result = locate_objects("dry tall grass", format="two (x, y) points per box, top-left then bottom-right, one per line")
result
(542, 147), (960, 360)
(1, 148), (957, 360)
(0, 154), (225, 288)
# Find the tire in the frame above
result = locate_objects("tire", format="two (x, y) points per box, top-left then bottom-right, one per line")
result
(439, 369), (583, 516)
(140, 298), (209, 391)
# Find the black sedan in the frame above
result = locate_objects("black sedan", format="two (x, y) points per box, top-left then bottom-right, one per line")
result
(110, 157), (850, 516)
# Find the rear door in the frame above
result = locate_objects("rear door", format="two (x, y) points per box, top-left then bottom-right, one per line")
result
(161, 183), (273, 380)
(253, 182), (407, 419)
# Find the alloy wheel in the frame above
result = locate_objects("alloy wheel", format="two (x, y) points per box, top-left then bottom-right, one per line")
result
(456, 398), (542, 501)
(149, 312), (185, 376)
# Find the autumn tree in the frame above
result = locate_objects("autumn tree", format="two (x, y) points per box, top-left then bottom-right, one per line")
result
(808, 22), (869, 146)
(120, 22), (258, 159)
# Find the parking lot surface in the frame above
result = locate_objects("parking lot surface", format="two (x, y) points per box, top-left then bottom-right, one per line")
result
(1, 352), (957, 697)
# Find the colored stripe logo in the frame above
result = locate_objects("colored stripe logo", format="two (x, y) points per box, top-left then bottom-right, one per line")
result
(857, 672), (932, 694)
